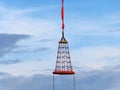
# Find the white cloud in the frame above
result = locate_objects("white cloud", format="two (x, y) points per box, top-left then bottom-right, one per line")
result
(66, 13), (120, 37)
(71, 46), (120, 69)
(0, 1), (120, 77)
(1, 46), (119, 76)
(0, 65), (120, 90)
(0, 60), (54, 76)
(0, 2), (59, 37)
(0, 2), (59, 56)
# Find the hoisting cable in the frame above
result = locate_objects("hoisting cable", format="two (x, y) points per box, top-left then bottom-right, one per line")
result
(61, 0), (65, 30)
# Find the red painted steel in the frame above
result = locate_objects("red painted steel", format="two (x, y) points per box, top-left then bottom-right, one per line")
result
(53, 31), (75, 75)
(53, 70), (75, 75)
(53, 0), (75, 90)
(53, 0), (75, 75)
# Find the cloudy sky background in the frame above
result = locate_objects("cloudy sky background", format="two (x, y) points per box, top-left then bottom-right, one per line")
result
(0, 0), (120, 90)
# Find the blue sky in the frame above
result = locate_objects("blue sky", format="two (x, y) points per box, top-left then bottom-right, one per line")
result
(0, 0), (120, 90)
